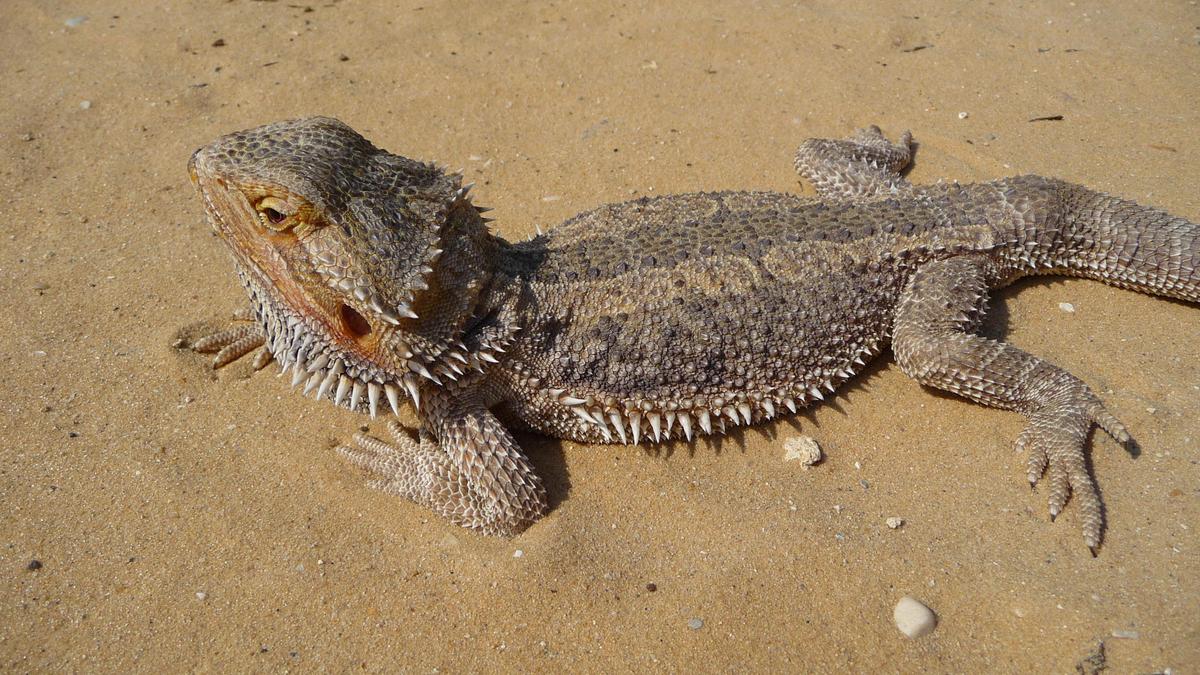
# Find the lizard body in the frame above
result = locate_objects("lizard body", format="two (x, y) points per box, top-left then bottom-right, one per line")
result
(186, 118), (1197, 549)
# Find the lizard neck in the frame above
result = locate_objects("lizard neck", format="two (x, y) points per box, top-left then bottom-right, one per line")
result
(421, 207), (531, 370)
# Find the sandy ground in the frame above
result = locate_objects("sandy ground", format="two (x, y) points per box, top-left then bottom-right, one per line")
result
(2, 0), (1197, 671)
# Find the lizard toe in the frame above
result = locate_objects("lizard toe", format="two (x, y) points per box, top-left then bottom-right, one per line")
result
(1016, 390), (1117, 550)
(189, 312), (267, 369)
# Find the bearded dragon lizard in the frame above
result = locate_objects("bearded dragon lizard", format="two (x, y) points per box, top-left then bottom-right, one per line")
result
(184, 118), (1198, 551)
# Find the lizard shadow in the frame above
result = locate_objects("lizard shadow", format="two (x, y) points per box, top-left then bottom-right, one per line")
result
(517, 432), (573, 513)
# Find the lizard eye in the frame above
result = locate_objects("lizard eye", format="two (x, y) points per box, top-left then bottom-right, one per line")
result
(255, 197), (295, 231)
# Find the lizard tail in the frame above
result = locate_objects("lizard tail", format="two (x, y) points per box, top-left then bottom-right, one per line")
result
(1007, 176), (1200, 303)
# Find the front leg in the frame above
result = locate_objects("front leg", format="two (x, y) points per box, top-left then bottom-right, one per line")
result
(892, 255), (1131, 553)
(338, 385), (547, 536)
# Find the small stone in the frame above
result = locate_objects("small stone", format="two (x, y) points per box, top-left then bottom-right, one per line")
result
(195, 591), (207, 601)
(79, 100), (92, 110)
(886, 517), (904, 529)
(1145, 407), (1157, 414)
(20, 132), (34, 142)
(958, 111), (969, 119)
(645, 582), (657, 592)
(894, 596), (937, 638)
(1058, 302), (1076, 313)
(211, 38), (226, 47)
(687, 618), (703, 630)
(32, 281), (49, 291)
(338, 54), (350, 62)
(1110, 629), (1139, 639)
(65, 16), (87, 27)
(783, 436), (822, 467)
(27, 560), (43, 571)
(512, 549), (524, 558)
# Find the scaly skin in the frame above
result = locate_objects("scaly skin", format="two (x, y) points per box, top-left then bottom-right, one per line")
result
(185, 117), (1198, 549)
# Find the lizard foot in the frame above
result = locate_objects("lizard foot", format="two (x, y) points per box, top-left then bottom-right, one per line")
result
(1015, 389), (1131, 554)
(794, 125), (914, 200)
(188, 309), (271, 369)
(337, 420), (445, 503)
(848, 125), (914, 169)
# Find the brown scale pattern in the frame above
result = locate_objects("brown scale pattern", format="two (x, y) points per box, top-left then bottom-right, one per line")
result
(185, 119), (1197, 549)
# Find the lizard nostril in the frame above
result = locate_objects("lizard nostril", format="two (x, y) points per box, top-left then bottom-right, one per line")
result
(340, 304), (372, 338)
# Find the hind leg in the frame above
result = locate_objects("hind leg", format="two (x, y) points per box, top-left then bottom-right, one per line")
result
(892, 255), (1132, 553)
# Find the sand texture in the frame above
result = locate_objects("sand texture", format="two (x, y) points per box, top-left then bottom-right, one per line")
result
(2, 1), (1197, 671)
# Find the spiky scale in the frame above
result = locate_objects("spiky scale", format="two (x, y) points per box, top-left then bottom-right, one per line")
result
(647, 412), (663, 442)
(367, 382), (381, 418)
(334, 375), (352, 406)
(384, 383), (402, 416)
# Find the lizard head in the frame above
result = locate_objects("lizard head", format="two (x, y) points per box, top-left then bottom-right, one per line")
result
(189, 116), (494, 412)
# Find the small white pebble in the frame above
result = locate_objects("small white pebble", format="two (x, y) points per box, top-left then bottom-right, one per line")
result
(195, 591), (207, 601)
(1145, 407), (1157, 414)
(958, 111), (969, 119)
(1111, 629), (1139, 639)
(65, 16), (87, 27)
(1058, 302), (1075, 313)
(512, 549), (524, 558)
(79, 100), (92, 110)
(886, 517), (904, 529)
(894, 596), (937, 638)
(783, 436), (822, 467)
(687, 617), (703, 630)
(540, 195), (561, 202)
